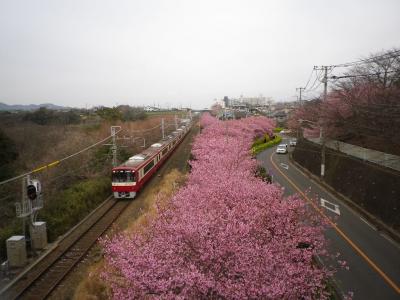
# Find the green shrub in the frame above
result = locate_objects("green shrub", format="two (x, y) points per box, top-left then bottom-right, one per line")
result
(40, 177), (111, 241)
(252, 135), (282, 155)
(273, 127), (284, 133)
(252, 133), (273, 148)
(252, 136), (266, 148)
(254, 165), (272, 183)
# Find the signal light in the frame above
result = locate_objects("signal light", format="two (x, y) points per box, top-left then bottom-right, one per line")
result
(27, 184), (37, 200)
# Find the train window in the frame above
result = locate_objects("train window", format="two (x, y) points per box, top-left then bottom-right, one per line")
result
(143, 160), (155, 174)
(162, 148), (168, 155)
(112, 170), (136, 182)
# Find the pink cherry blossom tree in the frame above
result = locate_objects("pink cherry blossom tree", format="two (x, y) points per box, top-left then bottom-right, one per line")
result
(101, 114), (334, 299)
(288, 48), (400, 152)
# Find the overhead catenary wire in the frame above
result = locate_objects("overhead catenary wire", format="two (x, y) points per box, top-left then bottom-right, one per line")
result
(45, 153), (112, 186)
(0, 128), (122, 186)
(129, 123), (162, 133)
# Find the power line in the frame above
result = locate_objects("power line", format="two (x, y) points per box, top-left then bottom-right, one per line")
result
(332, 50), (400, 68)
(304, 69), (315, 90)
(298, 49), (400, 99)
(304, 70), (324, 92)
(330, 70), (398, 80)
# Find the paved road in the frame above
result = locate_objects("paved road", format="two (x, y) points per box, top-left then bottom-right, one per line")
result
(257, 137), (400, 300)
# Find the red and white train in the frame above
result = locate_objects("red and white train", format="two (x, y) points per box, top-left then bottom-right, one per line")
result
(111, 120), (191, 198)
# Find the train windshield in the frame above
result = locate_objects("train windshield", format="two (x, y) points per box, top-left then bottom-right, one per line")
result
(112, 170), (135, 182)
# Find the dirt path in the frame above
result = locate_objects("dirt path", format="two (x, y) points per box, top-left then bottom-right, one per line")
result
(48, 121), (199, 300)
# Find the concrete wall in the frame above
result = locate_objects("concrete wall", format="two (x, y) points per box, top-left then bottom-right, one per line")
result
(293, 139), (400, 231)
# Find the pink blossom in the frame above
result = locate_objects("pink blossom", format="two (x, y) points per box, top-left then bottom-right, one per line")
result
(101, 114), (334, 299)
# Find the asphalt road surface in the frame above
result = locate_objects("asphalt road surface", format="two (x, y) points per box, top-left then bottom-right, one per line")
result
(257, 136), (400, 300)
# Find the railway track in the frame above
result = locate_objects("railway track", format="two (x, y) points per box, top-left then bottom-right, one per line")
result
(1, 120), (199, 300)
(1, 197), (130, 300)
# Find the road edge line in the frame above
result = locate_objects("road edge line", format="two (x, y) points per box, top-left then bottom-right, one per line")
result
(270, 152), (400, 295)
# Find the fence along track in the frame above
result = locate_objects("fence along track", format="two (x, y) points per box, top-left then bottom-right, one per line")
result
(2, 198), (130, 300)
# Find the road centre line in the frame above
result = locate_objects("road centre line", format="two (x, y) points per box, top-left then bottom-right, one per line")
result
(269, 152), (400, 294)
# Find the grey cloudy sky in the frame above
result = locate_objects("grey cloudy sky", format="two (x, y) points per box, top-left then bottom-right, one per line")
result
(0, 0), (399, 109)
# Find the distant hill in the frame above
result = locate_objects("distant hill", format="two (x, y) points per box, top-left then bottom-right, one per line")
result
(0, 102), (70, 111)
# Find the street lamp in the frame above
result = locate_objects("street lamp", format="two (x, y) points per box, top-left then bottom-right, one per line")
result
(298, 119), (326, 178)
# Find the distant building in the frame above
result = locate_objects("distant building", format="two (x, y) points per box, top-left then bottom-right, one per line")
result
(223, 96), (230, 107)
(144, 106), (160, 112)
(273, 111), (288, 123)
(221, 95), (266, 108)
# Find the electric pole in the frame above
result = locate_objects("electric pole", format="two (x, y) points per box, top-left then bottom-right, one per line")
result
(296, 87), (305, 106)
(161, 118), (165, 139)
(313, 65), (332, 178)
(110, 126), (121, 167)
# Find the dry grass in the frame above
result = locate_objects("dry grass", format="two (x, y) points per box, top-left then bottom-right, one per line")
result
(0, 115), (180, 229)
(73, 260), (111, 300)
(72, 168), (186, 300)
(125, 168), (186, 234)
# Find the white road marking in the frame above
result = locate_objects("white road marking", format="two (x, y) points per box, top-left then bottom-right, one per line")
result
(280, 163), (289, 170)
(380, 233), (400, 249)
(320, 198), (341, 215)
(359, 217), (376, 231)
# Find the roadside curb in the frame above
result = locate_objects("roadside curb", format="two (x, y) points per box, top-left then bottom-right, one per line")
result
(288, 152), (400, 246)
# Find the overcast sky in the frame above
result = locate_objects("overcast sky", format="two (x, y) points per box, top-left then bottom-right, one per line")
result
(0, 0), (399, 109)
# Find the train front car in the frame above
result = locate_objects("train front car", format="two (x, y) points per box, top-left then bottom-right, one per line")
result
(111, 120), (192, 199)
(111, 167), (137, 198)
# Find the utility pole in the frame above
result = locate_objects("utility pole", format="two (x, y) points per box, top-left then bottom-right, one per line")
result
(161, 118), (165, 139)
(110, 126), (121, 167)
(313, 65), (332, 178)
(296, 87), (305, 106)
